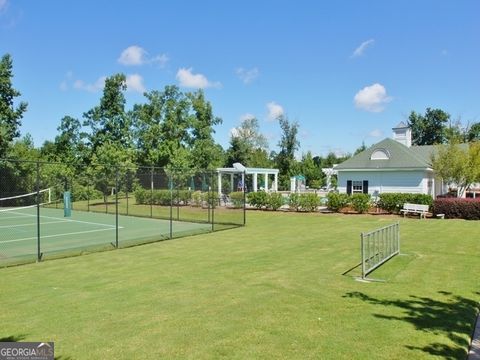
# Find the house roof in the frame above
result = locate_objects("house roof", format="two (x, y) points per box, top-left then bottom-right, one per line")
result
(335, 138), (437, 170)
(393, 121), (408, 129)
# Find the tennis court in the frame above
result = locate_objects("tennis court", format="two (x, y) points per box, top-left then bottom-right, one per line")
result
(0, 204), (212, 265)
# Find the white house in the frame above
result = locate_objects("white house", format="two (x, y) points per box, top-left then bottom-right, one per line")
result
(336, 122), (448, 197)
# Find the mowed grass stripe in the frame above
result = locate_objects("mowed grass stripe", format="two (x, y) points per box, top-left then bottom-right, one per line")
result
(0, 212), (479, 359)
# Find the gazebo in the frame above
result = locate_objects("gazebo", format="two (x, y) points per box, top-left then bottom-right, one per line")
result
(216, 163), (279, 194)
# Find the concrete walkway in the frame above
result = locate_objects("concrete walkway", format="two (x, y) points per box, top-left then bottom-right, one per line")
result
(469, 314), (480, 359)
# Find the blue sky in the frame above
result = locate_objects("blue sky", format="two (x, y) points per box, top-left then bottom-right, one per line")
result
(1, 0), (479, 157)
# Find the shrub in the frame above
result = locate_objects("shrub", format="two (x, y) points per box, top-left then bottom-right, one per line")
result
(326, 192), (349, 212)
(247, 191), (268, 209)
(267, 192), (284, 211)
(350, 193), (371, 214)
(229, 191), (245, 208)
(288, 193), (301, 211)
(433, 198), (480, 220)
(134, 187), (148, 204)
(378, 193), (433, 213)
(72, 184), (103, 201)
(191, 191), (203, 207)
(299, 193), (320, 212)
(202, 192), (220, 208)
(152, 190), (171, 205)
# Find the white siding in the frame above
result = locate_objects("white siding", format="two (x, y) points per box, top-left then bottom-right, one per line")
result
(338, 170), (429, 195)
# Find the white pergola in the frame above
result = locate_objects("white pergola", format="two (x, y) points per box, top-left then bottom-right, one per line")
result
(322, 166), (338, 191)
(216, 163), (279, 194)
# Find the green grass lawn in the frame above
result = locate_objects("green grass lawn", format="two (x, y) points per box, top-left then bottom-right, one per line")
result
(0, 212), (479, 359)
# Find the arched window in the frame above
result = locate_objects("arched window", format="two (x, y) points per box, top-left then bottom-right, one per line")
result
(370, 149), (390, 160)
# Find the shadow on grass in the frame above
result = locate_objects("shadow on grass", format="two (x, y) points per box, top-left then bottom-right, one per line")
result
(343, 291), (479, 359)
(0, 334), (27, 342)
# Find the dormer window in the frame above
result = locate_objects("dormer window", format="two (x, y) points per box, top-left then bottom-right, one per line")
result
(370, 149), (390, 160)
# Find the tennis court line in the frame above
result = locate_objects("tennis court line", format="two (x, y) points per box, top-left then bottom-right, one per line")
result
(4, 211), (117, 228)
(0, 220), (68, 229)
(0, 227), (124, 244)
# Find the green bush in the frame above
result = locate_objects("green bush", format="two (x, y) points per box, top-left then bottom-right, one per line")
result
(72, 183), (103, 201)
(350, 193), (371, 213)
(288, 193), (301, 211)
(191, 191), (203, 207)
(229, 191), (245, 208)
(202, 192), (220, 208)
(267, 193), (284, 211)
(152, 190), (171, 205)
(378, 193), (433, 213)
(134, 187), (148, 204)
(247, 191), (268, 209)
(326, 192), (349, 212)
(299, 193), (321, 212)
(176, 190), (192, 205)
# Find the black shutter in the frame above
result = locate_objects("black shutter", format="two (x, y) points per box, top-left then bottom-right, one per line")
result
(363, 180), (369, 194)
(346, 180), (352, 195)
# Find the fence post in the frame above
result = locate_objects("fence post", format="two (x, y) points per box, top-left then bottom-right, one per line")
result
(361, 232), (365, 279)
(150, 166), (154, 218)
(115, 167), (119, 248)
(243, 170), (246, 226)
(36, 160), (42, 262)
(169, 171), (173, 239)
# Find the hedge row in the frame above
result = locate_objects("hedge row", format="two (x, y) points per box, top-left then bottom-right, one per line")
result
(247, 192), (321, 212)
(433, 198), (480, 220)
(326, 193), (370, 213)
(377, 193), (433, 213)
(134, 188), (225, 207)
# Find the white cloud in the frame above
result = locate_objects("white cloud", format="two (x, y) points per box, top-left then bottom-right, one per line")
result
(150, 53), (169, 67)
(369, 129), (383, 138)
(73, 76), (106, 92)
(118, 45), (146, 65)
(125, 74), (146, 93)
(354, 83), (392, 112)
(236, 67), (259, 84)
(176, 67), (221, 89)
(0, 0), (8, 12)
(266, 101), (284, 121)
(352, 39), (375, 58)
(118, 45), (168, 67)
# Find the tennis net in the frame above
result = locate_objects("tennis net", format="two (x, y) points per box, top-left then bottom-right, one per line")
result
(0, 188), (51, 212)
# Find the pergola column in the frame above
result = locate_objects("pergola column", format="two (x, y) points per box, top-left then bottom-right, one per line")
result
(253, 173), (258, 192)
(241, 173), (245, 192)
(273, 173), (278, 191)
(217, 172), (222, 195)
(264, 173), (269, 191)
(230, 173), (234, 193)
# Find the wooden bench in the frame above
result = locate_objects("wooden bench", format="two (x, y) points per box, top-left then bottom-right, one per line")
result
(400, 203), (430, 219)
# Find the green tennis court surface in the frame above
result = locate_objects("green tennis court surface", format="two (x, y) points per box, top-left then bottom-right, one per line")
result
(0, 206), (211, 265)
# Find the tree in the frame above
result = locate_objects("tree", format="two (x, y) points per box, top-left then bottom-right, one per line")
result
(133, 85), (191, 168)
(226, 116), (268, 167)
(467, 122), (480, 142)
(83, 74), (131, 152)
(0, 54), (28, 157)
(275, 115), (300, 189)
(300, 151), (321, 188)
(187, 90), (224, 169)
(432, 140), (480, 197)
(408, 108), (450, 145)
(354, 141), (367, 155)
(88, 141), (136, 203)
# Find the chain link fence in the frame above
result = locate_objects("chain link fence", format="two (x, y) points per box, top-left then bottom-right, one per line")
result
(0, 159), (245, 266)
